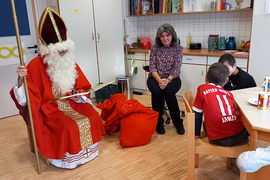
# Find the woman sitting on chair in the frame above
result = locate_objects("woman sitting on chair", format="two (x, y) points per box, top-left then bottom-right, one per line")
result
(147, 23), (184, 135)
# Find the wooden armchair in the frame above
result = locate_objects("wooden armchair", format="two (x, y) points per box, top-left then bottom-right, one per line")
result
(21, 107), (50, 167)
(183, 91), (249, 180)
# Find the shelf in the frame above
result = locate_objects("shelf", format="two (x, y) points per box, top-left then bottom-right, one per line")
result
(129, 8), (252, 17)
(128, 0), (253, 17)
(126, 48), (150, 53)
(217, 8), (252, 12)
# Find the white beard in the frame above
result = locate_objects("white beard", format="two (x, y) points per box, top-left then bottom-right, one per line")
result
(39, 38), (78, 94)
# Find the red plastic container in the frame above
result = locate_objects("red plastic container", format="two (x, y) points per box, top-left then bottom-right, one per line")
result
(141, 37), (151, 49)
(141, 42), (151, 49)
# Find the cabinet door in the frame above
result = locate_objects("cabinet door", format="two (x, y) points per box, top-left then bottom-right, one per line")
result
(177, 64), (206, 96)
(128, 60), (146, 90)
(208, 56), (248, 71)
(183, 55), (207, 65)
(59, 0), (99, 86)
(132, 61), (146, 90)
(94, 0), (125, 84)
(145, 60), (149, 90)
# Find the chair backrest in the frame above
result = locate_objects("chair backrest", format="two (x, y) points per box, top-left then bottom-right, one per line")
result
(183, 91), (195, 113)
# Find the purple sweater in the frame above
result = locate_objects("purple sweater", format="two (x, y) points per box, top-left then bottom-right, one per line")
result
(149, 44), (183, 79)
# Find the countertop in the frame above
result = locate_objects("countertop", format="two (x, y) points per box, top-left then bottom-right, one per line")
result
(126, 48), (249, 59)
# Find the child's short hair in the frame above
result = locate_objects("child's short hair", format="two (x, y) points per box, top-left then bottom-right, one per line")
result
(218, 54), (236, 67)
(207, 62), (229, 86)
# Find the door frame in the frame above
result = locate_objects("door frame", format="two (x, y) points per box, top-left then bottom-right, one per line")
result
(30, 0), (39, 45)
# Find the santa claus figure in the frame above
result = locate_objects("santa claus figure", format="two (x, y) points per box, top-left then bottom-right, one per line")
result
(10, 7), (105, 169)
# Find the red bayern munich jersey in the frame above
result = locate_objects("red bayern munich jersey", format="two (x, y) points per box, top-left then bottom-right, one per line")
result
(193, 83), (244, 140)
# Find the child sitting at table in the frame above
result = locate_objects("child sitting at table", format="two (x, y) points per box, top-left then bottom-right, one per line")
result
(192, 62), (249, 146)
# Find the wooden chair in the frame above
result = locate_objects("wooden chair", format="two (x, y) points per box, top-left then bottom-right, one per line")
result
(26, 125), (50, 166)
(22, 107), (50, 167)
(183, 91), (249, 180)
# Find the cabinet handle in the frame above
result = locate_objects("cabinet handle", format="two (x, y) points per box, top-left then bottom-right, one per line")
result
(92, 33), (94, 40)
(202, 69), (205, 76)
(186, 58), (193, 61)
(98, 33), (100, 40)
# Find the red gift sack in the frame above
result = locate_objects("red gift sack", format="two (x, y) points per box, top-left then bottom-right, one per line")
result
(98, 94), (159, 144)
(103, 99), (127, 135)
(96, 93), (126, 121)
(97, 93), (127, 134)
(119, 99), (158, 147)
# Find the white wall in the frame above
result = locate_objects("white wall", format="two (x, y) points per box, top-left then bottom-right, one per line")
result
(34, 0), (58, 22)
(248, 0), (270, 85)
(34, 0), (47, 21)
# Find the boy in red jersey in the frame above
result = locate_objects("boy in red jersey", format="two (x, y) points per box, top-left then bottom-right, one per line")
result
(193, 62), (248, 146)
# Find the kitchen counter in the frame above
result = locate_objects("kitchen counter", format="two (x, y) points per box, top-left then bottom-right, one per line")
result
(126, 48), (249, 59)
(126, 48), (150, 53)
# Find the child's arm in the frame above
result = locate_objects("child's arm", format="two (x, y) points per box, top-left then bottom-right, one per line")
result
(195, 111), (203, 138)
(237, 146), (270, 172)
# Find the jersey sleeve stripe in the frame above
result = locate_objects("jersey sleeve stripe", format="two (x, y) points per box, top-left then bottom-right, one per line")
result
(193, 106), (203, 113)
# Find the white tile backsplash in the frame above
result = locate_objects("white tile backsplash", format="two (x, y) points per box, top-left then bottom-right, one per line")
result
(122, 0), (252, 48)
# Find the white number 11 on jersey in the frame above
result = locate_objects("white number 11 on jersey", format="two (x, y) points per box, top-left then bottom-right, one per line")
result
(216, 95), (232, 116)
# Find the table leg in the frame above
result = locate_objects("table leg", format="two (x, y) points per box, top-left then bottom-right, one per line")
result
(249, 130), (258, 151)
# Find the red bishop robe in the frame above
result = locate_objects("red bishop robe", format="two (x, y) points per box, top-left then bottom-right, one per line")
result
(10, 56), (105, 159)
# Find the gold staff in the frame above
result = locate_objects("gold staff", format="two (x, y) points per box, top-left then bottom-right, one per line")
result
(10, 0), (41, 174)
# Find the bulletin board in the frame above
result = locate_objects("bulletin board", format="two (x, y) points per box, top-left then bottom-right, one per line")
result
(0, 0), (30, 37)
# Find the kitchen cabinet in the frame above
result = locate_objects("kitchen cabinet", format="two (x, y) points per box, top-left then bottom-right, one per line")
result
(177, 64), (206, 95)
(128, 59), (146, 90)
(178, 55), (207, 96)
(145, 60), (149, 91)
(133, 60), (146, 90)
(182, 55), (207, 65)
(127, 52), (147, 90)
(59, 0), (125, 87)
(208, 56), (248, 71)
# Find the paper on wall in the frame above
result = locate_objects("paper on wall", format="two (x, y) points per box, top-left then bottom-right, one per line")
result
(0, 43), (27, 67)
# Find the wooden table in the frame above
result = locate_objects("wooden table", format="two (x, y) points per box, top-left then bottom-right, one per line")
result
(232, 87), (270, 179)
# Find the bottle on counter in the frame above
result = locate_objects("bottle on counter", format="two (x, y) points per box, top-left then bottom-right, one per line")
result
(187, 33), (192, 49)
(137, 37), (141, 48)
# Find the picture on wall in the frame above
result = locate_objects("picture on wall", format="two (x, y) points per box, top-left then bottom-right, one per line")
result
(0, 0), (30, 37)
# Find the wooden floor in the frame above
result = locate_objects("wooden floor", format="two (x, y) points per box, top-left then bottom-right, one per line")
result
(0, 94), (241, 180)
